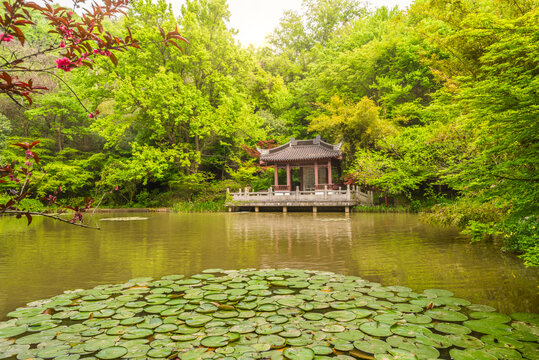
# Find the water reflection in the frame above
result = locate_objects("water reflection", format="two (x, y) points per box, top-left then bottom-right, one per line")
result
(0, 212), (537, 320)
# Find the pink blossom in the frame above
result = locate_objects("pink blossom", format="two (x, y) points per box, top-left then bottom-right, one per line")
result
(93, 49), (99, 54)
(59, 41), (66, 48)
(88, 113), (94, 119)
(0, 33), (13, 42)
(68, 11), (73, 16)
(115, 186), (119, 191)
(55, 57), (72, 71)
(58, 186), (63, 192)
(24, 161), (31, 166)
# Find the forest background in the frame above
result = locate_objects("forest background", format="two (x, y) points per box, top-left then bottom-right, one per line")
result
(0, 0), (537, 265)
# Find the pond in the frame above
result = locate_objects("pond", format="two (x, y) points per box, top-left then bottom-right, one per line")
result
(0, 212), (537, 320)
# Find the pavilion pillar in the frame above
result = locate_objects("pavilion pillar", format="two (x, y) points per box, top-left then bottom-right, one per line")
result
(314, 161), (319, 189)
(328, 160), (332, 185)
(274, 166), (279, 187)
(286, 163), (291, 191)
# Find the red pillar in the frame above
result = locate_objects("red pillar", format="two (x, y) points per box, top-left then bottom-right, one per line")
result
(274, 165), (279, 187)
(286, 163), (291, 191)
(328, 160), (332, 185)
(314, 161), (319, 189)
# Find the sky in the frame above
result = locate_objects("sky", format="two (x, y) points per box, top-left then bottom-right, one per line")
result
(171, 0), (415, 47)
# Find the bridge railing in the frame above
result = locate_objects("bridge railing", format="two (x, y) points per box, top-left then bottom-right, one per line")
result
(227, 185), (373, 205)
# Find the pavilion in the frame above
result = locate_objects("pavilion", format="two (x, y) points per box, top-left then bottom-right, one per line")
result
(226, 136), (373, 213)
(258, 136), (343, 191)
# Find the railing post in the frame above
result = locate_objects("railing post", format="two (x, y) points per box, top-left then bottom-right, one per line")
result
(295, 186), (299, 201)
(324, 185), (328, 200)
(346, 184), (351, 201)
(369, 191), (374, 205)
(268, 187), (273, 200)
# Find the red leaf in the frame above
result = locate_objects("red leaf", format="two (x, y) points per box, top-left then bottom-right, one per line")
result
(109, 51), (118, 66)
(13, 142), (30, 149)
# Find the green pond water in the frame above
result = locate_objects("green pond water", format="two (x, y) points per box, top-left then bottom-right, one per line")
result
(0, 212), (537, 320)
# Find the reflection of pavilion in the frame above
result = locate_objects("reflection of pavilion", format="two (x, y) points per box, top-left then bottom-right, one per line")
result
(227, 136), (373, 213)
(228, 213), (354, 267)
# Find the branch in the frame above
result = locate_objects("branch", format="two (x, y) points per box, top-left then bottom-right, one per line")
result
(2, 210), (101, 229)
(0, 45), (60, 69)
(495, 175), (539, 182)
(43, 70), (90, 112)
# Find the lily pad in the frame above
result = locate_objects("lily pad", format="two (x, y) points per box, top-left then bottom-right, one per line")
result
(283, 347), (315, 359)
(95, 346), (128, 359)
(201, 335), (229, 348)
(0, 326), (27, 339)
(360, 322), (392, 337)
(449, 348), (497, 360)
(463, 319), (513, 336)
(353, 338), (391, 354)
(425, 309), (468, 322)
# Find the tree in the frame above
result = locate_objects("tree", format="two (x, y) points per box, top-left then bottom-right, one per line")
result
(0, 0), (187, 227)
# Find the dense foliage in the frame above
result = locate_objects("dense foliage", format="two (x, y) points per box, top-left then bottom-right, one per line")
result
(1, 0), (537, 264)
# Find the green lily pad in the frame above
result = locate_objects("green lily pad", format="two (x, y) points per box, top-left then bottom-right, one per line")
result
(390, 324), (429, 338)
(310, 345), (333, 355)
(360, 322), (392, 337)
(484, 346), (523, 359)
(481, 334), (523, 349)
(259, 334), (286, 348)
(447, 334), (485, 349)
(122, 328), (153, 339)
(353, 338), (391, 354)
(335, 330), (364, 342)
(511, 320), (539, 337)
(283, 347), (315, 359)
(434, 297), (471, 306)
(185, 315), (213, 327)
(463, 319), (513, 335)
(95, 346), (128, 359)
(414, 332), (452, 348)
(402, 314), (431, 324)
(425, 309), (468, 322)
(423, 288), (454, 297)
(449, 348), (497, 360)
(322, 324), (345, 333)
(324, 311), (356, 322)
(433, 322), (471, 335)
(0, 326), (27, 339)
(280, 328), (302, 338)
(511, 312), (539, 325)
(256, 324), (284, 335)
(7, 308), (45, 318)
(201, 335), (229, 347)
(469, 311), (511, 323)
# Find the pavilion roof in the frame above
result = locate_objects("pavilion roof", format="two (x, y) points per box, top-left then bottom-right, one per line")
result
(258, 136), (342, 163)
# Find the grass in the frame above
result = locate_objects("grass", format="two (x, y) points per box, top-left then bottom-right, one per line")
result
(353, 204), (409, 213)
(172, 200), (226, 213)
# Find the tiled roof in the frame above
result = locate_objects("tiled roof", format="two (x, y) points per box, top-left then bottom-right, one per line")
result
(258, 136), (342, 163)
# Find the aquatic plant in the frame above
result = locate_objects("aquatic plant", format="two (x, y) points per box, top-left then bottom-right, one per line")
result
(0, 269), (537, 359)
